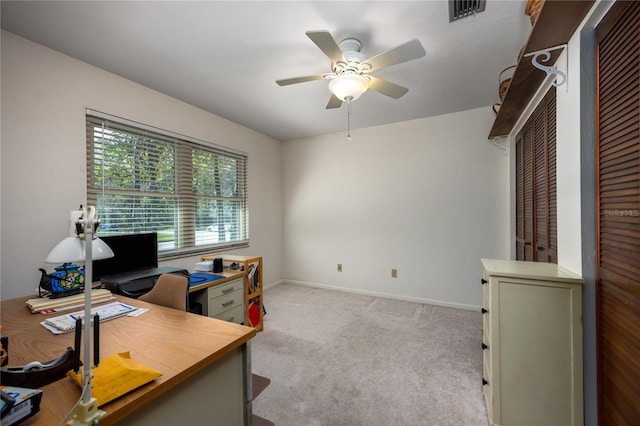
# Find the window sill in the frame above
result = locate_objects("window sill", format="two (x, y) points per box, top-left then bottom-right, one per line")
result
(159, 242), (250, 260)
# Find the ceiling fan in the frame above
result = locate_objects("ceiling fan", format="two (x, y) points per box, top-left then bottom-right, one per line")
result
(276, 30), (427, 109)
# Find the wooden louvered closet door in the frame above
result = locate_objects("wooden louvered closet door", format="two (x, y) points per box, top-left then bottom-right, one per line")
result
(595, 1), (640, 424)
(515, 87), (557, 263)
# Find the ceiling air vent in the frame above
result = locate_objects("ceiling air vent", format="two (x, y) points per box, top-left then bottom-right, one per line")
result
(449, 0), (486, 22)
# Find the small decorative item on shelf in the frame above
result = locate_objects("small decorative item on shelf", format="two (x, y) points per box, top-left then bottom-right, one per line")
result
(498, 65), (516, 102)
(525, 0), (544, 26)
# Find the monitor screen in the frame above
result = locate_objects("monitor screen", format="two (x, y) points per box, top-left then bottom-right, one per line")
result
(92, 232), (158, 281)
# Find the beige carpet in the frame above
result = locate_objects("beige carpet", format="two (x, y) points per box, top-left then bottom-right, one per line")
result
(251, 283), (488, 426)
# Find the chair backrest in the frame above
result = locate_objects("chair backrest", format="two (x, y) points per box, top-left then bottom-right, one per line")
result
(138, 273), (189, 311)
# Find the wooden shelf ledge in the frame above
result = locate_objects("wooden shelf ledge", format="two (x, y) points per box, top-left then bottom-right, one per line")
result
(488, 0), (594, 139)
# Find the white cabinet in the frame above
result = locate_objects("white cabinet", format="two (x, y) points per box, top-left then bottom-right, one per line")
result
(194, 277), (244, 324)
(481, 258), (584, 426)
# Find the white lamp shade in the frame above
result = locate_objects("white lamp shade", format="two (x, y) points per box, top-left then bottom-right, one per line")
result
(46, 237), (114, 263)
(329, 74), (369, 101)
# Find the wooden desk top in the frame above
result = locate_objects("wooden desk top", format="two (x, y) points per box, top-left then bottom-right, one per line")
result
(1, 295), (256, 425)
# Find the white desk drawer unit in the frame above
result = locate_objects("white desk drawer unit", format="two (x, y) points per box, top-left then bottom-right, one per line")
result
(481, 258), (584, 426)
(214, 304), (244, 324)
(209, 286), (243, 317)
(194, 277), (244, 324)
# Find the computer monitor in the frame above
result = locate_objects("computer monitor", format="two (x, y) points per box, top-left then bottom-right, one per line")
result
(92, 232), (158, 281)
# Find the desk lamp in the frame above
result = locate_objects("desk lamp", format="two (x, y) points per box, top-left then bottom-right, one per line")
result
(46, 206), (114, 425)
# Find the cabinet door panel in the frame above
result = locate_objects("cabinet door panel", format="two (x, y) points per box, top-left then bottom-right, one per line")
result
(596, 1), (640, 423)
(515, 88), (557, 263)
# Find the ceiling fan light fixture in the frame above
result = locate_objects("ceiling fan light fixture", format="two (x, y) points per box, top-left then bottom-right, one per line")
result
(329, 73), (369, 102)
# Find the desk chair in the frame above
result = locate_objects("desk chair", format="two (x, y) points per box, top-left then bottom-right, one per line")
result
(138, 274), (189, 311)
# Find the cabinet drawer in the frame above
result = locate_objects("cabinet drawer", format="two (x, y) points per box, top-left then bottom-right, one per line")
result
(208, 287), (243, 317)
(213, 305), (244, 324)
(207, 278), (243, 300)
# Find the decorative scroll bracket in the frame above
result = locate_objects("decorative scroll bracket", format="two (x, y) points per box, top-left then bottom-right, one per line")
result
(524, 44), (568, 91)
(489, 136), (509, 156)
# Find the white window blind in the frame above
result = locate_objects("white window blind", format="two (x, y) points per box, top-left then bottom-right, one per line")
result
(86, 111), (249, 258)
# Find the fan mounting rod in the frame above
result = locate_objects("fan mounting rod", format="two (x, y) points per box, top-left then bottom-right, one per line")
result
(339, 38), (361, 53)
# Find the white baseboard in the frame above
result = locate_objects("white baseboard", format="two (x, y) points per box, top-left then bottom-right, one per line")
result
(263, 280), (285, 291)
(274, 279), (481, 312)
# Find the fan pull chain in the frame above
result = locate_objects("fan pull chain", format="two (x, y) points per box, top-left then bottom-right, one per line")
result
(346, 97), (352, 141)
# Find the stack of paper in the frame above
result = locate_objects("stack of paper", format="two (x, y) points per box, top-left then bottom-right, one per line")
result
(41, 301), (139, 334)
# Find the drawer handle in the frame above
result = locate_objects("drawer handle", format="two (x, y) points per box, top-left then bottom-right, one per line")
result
(481, 278), (487, 285)
(222, 287), (235, 294)
(226, 316), (235, 322)
(481, 308), (488, 314)
(482, 343), (488, 350)
(222, 300), (235, 307)
(482, 378), (488, 386)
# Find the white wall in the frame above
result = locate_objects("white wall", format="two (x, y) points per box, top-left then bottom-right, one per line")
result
(0, 31), (283, 300)
(282, 108), (511, 309)
(555, 32), (585, 274)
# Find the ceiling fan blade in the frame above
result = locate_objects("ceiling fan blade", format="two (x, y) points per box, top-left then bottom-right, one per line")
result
(367, 76), (409, 99)
(276, 74), (326, 86)
(306, 30), (345, 64)
(363, 39), (426, 71)
(325, 95), (343, 109)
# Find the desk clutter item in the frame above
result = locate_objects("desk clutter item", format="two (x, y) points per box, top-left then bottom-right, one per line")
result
(41, 302), (138, 334)
(38, 264), (85, 298)
(188, 272), (225, 287)
(66, 351), (161, 407)
(1, 347), (76, 389)
(0, 336), (7, 367)
(247, 301), (261, 328)
(213, 257), (224, 273)
(100, 266), (189, 299)
(25, 289), (114, 314)
(194, 260), (213, 271)
(0, 386), (43, 426)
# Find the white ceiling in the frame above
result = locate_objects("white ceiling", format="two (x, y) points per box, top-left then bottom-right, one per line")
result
(1, 1), (531, 141)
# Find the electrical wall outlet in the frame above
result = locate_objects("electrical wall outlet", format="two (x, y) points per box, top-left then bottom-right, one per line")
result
(337, 263), (343, 272)
(391, 268), (398, 278)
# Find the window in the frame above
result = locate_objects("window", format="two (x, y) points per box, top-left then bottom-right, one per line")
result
(86, 111), (248, 258)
